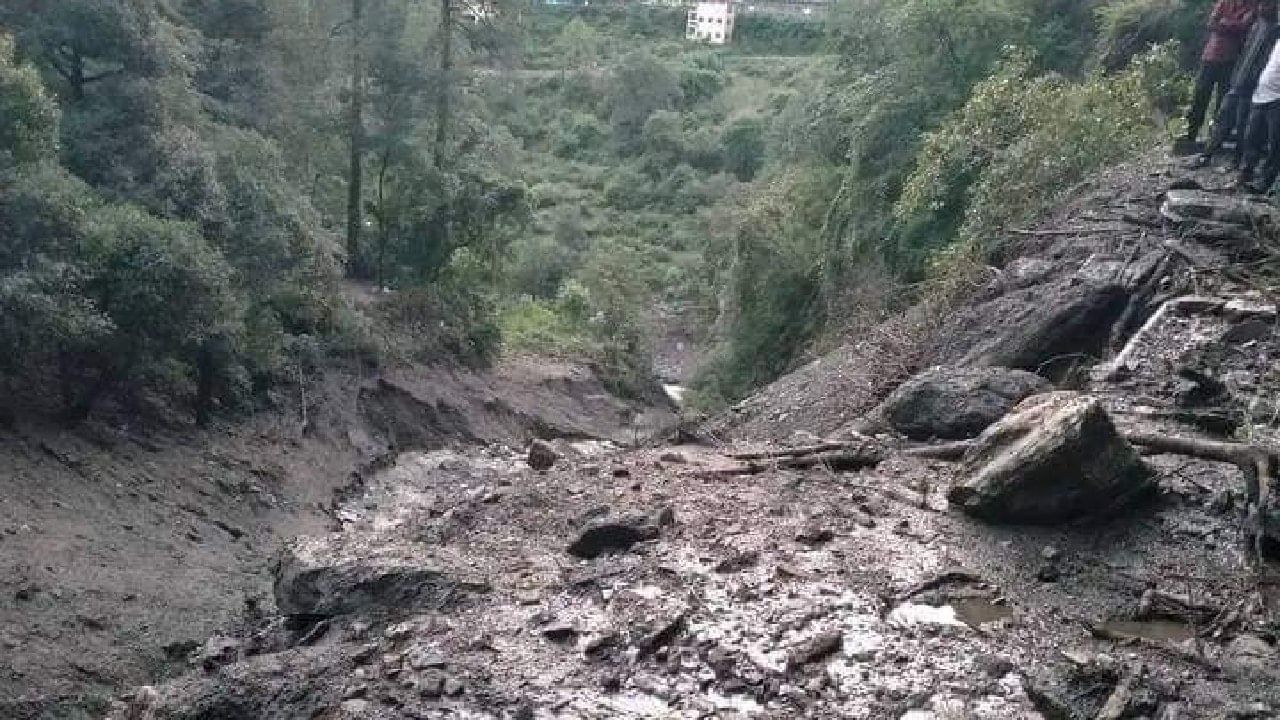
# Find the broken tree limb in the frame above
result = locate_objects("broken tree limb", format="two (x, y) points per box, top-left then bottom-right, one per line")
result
(1097, 295), (1229, 381)
(729, 442), (855, 460)
(1096, 662), (1143, 720)
(700, 448), (885, 478)
(903, 441), (973, 461)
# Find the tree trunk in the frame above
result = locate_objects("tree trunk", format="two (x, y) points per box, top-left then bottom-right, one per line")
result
(434, 0), (453, 170)
(345, 0), (366, 278)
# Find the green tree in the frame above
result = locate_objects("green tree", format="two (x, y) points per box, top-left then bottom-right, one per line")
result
(0, 34), (60, 167)
(721, 117), (765, 181)
(608, 51), (682, 153)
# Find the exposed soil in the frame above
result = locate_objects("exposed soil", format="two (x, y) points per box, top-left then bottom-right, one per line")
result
(0, 359), (671, 719)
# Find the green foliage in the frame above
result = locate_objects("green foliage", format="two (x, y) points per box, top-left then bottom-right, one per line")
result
(608, 51), (683, 152)
(721, 117), (765, 181)
(895, 46), (1175, 269)
(0, 35), (60, 166)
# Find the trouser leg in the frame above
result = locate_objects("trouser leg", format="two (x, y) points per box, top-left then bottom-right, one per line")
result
(1187, 63), (1222, 140)
(1258, 101), (1280, 190)
(1206, 90), (1244, 156)
(1239, 103), (1269, 182)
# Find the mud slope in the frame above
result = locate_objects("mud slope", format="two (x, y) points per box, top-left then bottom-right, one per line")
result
(0, 358), (669, 718)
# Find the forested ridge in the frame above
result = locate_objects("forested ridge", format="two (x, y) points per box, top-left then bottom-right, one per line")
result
(0, 0), (1218, 426)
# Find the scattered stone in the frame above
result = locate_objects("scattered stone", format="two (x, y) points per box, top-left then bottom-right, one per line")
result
(659, 451), (688, 464)
(947, 392), (1155, 524)
(795, 521), (835, 546)
(786, 629), (844, 670)
(351, 643), (379, 665)
(419, 671), (445, 699)
(274, 535), (489, 617)
(1225, 634), (1277, 675)
(196, 636), (241, 671)
(715, 549), (760, 573)
(527, 440), (559, 471)
(541, 624), (579, 645)
(567, 512), (663, 558)
(859, 366), (1051, 440)
(405, 648), (447, 670)
(339, 699), (371, 715)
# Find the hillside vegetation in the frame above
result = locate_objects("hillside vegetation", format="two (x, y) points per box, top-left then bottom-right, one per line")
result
(0, 0), (1220, 426)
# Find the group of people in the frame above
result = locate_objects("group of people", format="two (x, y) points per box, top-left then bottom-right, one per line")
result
(1185, 0), (1280, 193)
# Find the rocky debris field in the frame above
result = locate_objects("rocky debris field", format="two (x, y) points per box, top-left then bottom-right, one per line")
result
(116, 431), (1280, 719)
(0, 359), (667, 719)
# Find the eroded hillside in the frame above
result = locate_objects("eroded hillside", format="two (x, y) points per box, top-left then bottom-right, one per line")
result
(102, 155), (1280, 720)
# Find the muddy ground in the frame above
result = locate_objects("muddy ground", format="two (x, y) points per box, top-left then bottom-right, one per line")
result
(0, 359), (671, 718)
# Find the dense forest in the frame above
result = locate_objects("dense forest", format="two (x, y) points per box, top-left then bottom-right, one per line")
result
(0, 0), (1217, 426)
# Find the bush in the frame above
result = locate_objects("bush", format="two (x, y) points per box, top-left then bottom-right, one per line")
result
(894, 45), (1176, 274)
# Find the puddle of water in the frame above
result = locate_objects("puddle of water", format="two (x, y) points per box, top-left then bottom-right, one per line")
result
(1099, 620), (1196, 643)
(951, 599), (1014, 628)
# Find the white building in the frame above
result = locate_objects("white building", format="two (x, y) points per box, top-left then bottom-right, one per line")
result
(686, 1), (734, 45)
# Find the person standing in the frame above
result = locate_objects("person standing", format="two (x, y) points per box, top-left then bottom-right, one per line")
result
(1238, 35), (1280, 192)
(1182, 0), (1259, 148)
(1201, 1), (1279, 165)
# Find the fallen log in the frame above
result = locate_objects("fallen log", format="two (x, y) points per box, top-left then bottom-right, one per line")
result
(729, 442), (854, 461)
(700, 448), (885, 478)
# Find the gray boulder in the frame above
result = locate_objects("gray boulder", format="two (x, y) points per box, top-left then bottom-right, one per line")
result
(947, 392), (1154, 524)
(275, 535), (488, 618)
(962, 281), (1130, 373)
(864, 366), (1052, 440)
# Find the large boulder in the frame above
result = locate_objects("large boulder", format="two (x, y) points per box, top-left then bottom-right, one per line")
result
(862, 366), (1052, 440)
(961, 281), (1129, 374)
(274, 535), (488, 618)
(947, 392), (1154, 524)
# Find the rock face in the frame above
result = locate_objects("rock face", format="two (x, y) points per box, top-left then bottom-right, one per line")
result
(274, 535), (489, 618)
(865, 366), (1052, 440)
(947, 392), (1154, 524)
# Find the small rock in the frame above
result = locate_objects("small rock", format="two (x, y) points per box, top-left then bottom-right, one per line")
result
(406, 648), (447, 670)
(419, 671), (445, 698)
(567, 512), (662, 558)
(352, 643), (379, 665)
(659, 451), (688, 464)
(1040, 545), (1061, 562)
(715, 549), (760, 573)
(786, 629), (843, 670)
(600, 673), (622, 692)
(527, 440), (559, 471)
(795, 521), (834, 546)
(541, 624), (578, 644)
(339, 699), (371, 715)
(443, 678), (464, 696)
(612, 467), (631, 478)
